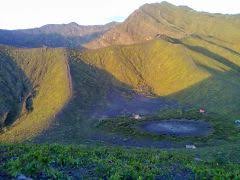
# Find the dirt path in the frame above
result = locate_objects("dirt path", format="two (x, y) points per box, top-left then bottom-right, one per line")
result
(64, 54), (73, 106)
(51, 54), (73, 117)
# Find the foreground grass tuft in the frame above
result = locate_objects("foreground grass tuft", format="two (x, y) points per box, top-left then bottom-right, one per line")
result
(0, 143), (240, 179)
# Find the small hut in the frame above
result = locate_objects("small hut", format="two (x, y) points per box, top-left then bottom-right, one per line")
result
(186, 145), (197, 149)
(133, 114), (142, 120)
(199, 108), (206, 114)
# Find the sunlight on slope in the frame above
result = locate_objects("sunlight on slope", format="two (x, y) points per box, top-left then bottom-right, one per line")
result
(169, 35), (240, 118)
(0, 48), (71, 142)
(81, 36), (240, 118)
(1, 33), (239, 143)
(81, 39), (209, 96)
(85, 2), (240, 49)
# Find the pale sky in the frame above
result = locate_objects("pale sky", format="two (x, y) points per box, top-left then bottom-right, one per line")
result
(1, 0), (240, 30)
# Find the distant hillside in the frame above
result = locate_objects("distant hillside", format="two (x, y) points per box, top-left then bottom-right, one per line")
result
(0, 22), (117, 48)
(0, 47), (71, 142)
(85, 1), (240, 49)
(27, 22), (118, 37)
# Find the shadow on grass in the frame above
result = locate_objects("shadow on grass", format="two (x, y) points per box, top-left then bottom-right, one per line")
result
(192, 34), (240, 57)
(157, 35), (240, 72)
(0, 48), (34, 128)
(34, 54), (135, 143)
(183, 43), (240, 73)
(32, 36), (240, 145)
(166, 64), (240, 118)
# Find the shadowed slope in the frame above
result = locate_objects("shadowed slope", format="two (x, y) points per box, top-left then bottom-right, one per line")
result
(83, 35), (240, 117)
(34, 57), (131, 143)
(0, 48), (33, 128)
(34, 57), (177, 144)
(0, 47), (71, 142)
(2, 33), (240, 144)
(34, 37), (240, 144)
(168, 66), (240, 119)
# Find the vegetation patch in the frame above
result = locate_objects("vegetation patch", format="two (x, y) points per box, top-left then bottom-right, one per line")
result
(96, 108), (240, 145)
(0, 143), (240, 179)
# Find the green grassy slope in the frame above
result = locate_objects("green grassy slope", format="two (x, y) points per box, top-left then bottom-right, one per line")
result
(81, 35), (240, 118)
(169, 35), (240, 118)
(81, 40), (208, 95)
(33, 54), (133, 144)
(0, 47), (32, 129)
(0, 47), (71, 142)
(1, 33), (239, 143)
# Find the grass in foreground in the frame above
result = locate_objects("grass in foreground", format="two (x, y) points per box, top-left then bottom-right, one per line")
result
(0, 143), (240, 179)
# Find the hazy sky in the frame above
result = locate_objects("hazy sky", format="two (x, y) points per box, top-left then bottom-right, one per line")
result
(1, 0), (240, 30)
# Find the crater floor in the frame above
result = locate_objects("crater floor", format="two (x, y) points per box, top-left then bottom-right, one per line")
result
(139, 119), (213, 137)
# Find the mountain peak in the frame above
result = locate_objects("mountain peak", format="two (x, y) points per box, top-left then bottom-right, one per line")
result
(68, 22), (79, 26)
(85, 1), (240, 49)
(140, 1), (175, 9)
(141, 1), (193, 11)
(159, 1), (175, 6)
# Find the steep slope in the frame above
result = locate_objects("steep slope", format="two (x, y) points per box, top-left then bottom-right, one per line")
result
(1, 36), (239, 143)
(86, 2), (240, 49)
(81, 35), (240, 117)
(81, 39), (208, 95)
(0, 47), (71, 142)
(0, 2), (239, 143)
(0, 47), (33, 128)
(0, 22), (117, 48)
(33, 35), (240, 144)
(169, 35), (240, 118)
